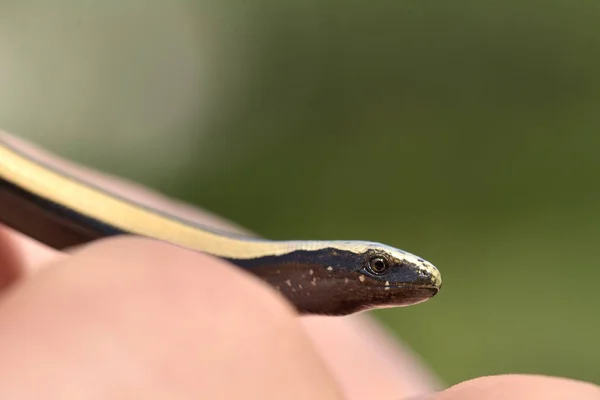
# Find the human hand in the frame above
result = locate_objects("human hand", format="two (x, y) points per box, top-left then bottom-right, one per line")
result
(0, 133), (597, 399)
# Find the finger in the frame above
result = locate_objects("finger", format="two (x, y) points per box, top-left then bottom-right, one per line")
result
(433, 375), (600, 400)
(0, 226), (25, 290)
(301, 315), (441, 400)
(0, 236), (344, 399)
(0, 225), (64, 292)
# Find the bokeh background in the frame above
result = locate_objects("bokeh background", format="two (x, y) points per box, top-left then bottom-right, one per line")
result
(1, 1), (599, 387)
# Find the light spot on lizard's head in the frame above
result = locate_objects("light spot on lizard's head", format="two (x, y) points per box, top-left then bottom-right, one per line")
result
(325, 241), (443, 309)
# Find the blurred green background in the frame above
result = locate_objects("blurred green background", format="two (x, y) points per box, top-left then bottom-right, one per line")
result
(1, 0), (599, 387)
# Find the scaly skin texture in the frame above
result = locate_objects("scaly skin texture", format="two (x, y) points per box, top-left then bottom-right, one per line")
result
(229, 247), (440, 315)
(0, 135), (442, 315)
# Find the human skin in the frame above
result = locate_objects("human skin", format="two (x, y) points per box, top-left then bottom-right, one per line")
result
(0, 133), (598, 399)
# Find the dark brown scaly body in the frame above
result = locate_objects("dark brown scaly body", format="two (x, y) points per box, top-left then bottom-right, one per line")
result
(0, 136), (442, 315)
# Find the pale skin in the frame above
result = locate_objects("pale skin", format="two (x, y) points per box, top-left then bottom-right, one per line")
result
(0, 133), (598, 399)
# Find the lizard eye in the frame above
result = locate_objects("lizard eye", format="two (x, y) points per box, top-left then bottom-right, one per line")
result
(367, 257), (389, 274)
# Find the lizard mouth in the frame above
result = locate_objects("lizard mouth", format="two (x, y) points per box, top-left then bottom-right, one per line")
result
(379, 285), (439, 307)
